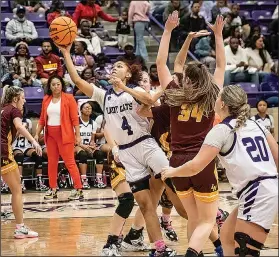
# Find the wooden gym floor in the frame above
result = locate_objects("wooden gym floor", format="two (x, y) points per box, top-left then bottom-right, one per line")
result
(1, 182), (278, 256)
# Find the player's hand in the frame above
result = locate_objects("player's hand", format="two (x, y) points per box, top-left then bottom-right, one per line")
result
(161, 166), (179, 181)
(112, 145), (120, 163)
(54, 42), (73, 55)
(165, 11), (180, 32)
(188, 30), (211, 38)
(31, 140), (42, 156)
(109, 76), (125, 89)
(206, 15), (226, 37)
(75, 135), (82, 146)
(34, 134), (39, 142)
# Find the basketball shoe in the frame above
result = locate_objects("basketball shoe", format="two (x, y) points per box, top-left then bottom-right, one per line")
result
(82, 178), (90, 189)
(121, 227), (150, 251)
(216, 208), (229, 234)
(149, 247), (176, 257)
(14, 225), (38, 239)
(44, 189), (58, 200)
(160, 217), (178, 242)
(35, 176), (48, 191)
(101, 235), (121, 256)
(68, 189), (84, 200)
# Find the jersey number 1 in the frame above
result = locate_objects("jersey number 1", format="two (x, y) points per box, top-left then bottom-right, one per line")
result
(121, 116), (133, 135)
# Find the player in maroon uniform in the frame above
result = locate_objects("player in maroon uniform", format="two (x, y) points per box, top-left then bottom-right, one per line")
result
(156, 12), (226, 257)
(1, 85), (42, 238)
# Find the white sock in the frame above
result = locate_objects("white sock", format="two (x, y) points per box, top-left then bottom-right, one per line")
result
(96, 173), (102, 182)
(16, 223), (24, 228)
(81, 175), (86, 180)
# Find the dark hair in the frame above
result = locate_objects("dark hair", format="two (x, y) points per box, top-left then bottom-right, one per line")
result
(149, 64), (157, 72)
(229, 25), (240, 37)
(42, 39), (52, 46)
(80, 0), (87, 4)
(15, 43), (30, 59)
(125, 63), (142, 86)
(256, 99), (268, 110)
(96, 53), (109, 64)
(122, 8), (128, 14)
(250, 35), (267, 67)
(49, 0), (65, 13)
(191, 0), (200, 8)
(229, 36), (241, 44)
(90, 101), (103, 115)
(81, 67), (95, 79)
(45, 74), (67, 95)
(80, 101), (93, 114)
(75, 40), (88, 52)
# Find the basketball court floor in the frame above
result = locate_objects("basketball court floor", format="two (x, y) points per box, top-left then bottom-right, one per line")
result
(1, 182), (278, 256)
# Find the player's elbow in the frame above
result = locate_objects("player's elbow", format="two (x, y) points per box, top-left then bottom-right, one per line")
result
(143, 95), (154, 106)
(188, 161), (203, 176)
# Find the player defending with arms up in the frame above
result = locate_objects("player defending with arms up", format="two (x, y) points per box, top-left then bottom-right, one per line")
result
(162, 85), (278, 257)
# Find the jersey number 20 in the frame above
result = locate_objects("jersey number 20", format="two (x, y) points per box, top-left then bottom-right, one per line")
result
(242, 136), (269, 162)
(122, 116), (133, 135)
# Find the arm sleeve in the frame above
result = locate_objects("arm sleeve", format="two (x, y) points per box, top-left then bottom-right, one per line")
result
(5, 21), (17, 40)
(11, 108), (22, 120)
(91, 85), (106, 111)
(98, 10), (118, 22)
(203, 124), (234, 153)
(128, 2), (135, 24)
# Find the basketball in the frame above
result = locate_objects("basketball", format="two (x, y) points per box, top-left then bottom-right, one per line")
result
(49, 16), (77, 46)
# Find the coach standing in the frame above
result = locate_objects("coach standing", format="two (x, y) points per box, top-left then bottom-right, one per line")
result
(35, 75), (83, 200)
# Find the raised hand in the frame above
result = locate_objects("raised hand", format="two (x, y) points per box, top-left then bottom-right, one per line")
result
(54, 42), (73, 55)
(206, 15), (226, 37)
(188, 30), (211, 38)
(165, 11), (180, 32)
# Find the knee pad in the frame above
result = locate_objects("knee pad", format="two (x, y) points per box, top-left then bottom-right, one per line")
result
(115, 192), (134, 219)
(129, 176), (150, 193)
(31, 151), (42, 169)
(93, 150), (106, 164)
(14, 153), (24, 166)
(77, 150), (87, 164)
(234, 232), (263, 257)
(159, 189), (173, 209)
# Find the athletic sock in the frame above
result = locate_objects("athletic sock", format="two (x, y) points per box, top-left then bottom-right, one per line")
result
(16, 223), (24, 229)
(81, 175), (86, 180)
(96, 173), (102, 182)
(185, 247), (199, 257)
(213, 238), (222, 248)
(162, 213), (171, 223)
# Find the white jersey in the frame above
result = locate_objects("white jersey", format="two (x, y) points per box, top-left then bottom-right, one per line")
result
(91, 85), (150, 146)
(251, 114), (274, 133)
(79, 117), (97, 145)
(206, 117), (277, 195)
(12, 119), (33, 151)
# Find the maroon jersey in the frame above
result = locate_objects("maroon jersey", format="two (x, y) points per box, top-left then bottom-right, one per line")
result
(1, 105), (22, 157)
(167, 79), (215, 154)
(151, 104), (171, 156)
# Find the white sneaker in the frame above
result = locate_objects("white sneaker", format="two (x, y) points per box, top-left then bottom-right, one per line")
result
(101, 243), (121, 256)
(82, 179), (90, 189)
(14, 225), (38, 239)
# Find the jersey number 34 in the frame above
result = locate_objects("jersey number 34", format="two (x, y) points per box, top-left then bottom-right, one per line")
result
(178, 104), (203, 122)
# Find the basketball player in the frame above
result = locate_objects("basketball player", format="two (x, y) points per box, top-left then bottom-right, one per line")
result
(251, 99), (275, 137)
(58, 43), (176, 257)
(12, 107), (48, 192)
(1, 85), (41, 238)
(162, 85), (278, 257)
(75, 101), (106, 189)
(101, 127), (148, 256)
(156, 12), (226, 256)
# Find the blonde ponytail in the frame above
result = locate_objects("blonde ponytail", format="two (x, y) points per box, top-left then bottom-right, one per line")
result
(1, 85), (24, 106)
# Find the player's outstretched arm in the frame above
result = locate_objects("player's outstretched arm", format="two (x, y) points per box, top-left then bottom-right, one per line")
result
(207, 15), (226, 89)
(56, 43), (94, 98)
(156, 11), (179, 90)
(174, 30), (210, 74)
(162, 145), (220, 179)
(137, 105), (153, 118)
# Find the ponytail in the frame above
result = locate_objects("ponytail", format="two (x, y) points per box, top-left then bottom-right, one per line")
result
(1, 85), (24, 106)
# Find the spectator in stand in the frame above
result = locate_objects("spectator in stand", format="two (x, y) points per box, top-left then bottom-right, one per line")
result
(1, 56), (10, 86)
(128, 1), (150, 61)
(9, 42), (42, 88)
(150, 1), (168, 23)
(246, 35), (275, 82)
(223, 12), (233, 39)
(149, 64), (160, 90)
(35, 40), (64, 88)
(194, 34), (216, 73)
(193, 0), (214, 22)
(224, 25), (245, 48)
(230, 4), (250, 40)
(211, 0), (230, 23)
(116, 43), (146, 68)
(5, 6), (39, 46)
(94, 53), (112, 89)
(180, 1), (206, 50)
(74, 68), (98, 96)
(224, 37), (259, 86)
(73, 0), (118, 27)
(76, 20), (102, 56)
(116, 9), (130, 50)
(46, 0), (71, 26)
(72, 41), (95, 75)
(12, 0), (49, 13)
(163, 0), (190, 50)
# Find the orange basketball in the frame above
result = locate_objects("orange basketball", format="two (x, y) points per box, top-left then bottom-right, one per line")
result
(49, 16), (77, 46)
